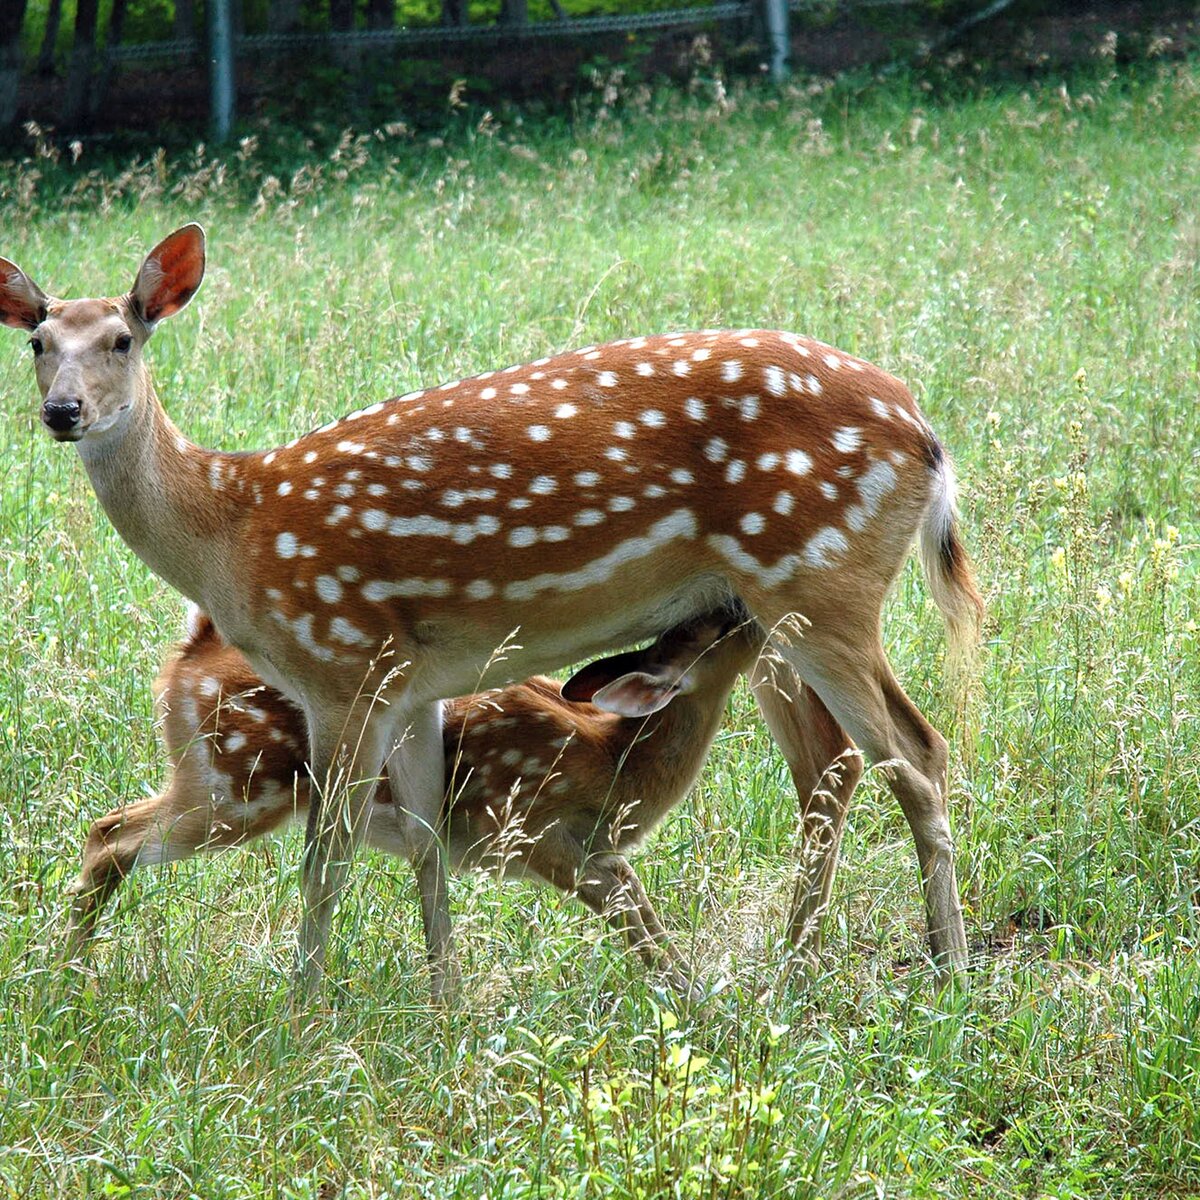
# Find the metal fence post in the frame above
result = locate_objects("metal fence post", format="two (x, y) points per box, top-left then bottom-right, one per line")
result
(762, 0), (788, 81)
(208, 0), (235, 141)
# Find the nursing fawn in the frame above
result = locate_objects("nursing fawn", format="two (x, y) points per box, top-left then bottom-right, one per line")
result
(65, 608), (762, 998)
(3, 224), (981, 1001)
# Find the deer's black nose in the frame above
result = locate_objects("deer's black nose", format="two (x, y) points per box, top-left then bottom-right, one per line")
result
(42, 398), (82, 433)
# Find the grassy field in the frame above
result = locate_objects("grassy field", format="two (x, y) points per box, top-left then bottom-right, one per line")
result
(1, 58), (1199, 1198)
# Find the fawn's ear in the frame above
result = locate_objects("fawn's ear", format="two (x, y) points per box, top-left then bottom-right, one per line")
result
(0, 257), (50, 330)
(131, 224), (206, 328)
(590, 671), (684, 718)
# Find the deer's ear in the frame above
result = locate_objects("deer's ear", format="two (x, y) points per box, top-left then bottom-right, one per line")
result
(131, 224), (206, 328)
(589, 671), (682, 718)
(0, 257), (50, 330)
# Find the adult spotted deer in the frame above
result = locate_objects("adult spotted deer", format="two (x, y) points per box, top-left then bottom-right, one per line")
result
(64, 607), (760, 998)
(2, 224), (981, 1001)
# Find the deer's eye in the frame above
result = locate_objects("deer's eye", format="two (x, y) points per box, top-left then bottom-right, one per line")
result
(29, 337), (43, 356)
(114, 333), (133, 354)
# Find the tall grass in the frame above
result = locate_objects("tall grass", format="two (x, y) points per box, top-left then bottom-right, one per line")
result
(1, 59), (1198, 1197)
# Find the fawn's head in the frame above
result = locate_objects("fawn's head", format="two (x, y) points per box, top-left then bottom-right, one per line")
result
(0, 225), (206, 444)
(562, 609), (761, 717)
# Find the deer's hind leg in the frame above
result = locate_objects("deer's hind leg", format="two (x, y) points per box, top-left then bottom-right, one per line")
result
(750, 652), (863, 964)
(764, 621), (968, 973)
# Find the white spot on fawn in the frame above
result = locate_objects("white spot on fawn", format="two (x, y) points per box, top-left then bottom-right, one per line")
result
(275, 532), (299, 558)
(786, 450), (813, 476)
(684, 397), (706, 421)
(740, 512), (765, 535)
(832, 427), (863, 454)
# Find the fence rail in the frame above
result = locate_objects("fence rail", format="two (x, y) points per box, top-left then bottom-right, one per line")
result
(110, 3), (755, 63)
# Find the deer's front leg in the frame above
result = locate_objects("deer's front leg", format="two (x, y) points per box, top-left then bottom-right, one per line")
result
(385, 700), (458, 1005)
(296, 700), (392, 1000)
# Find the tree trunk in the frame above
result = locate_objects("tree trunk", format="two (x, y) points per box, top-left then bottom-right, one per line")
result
(37, 0), (62, 75)
(330, 0), (355, 31)
(0, 0), (28, 132)
(93, 0), (129, 119)
(64, 0), (100, 129)
(174, 0), (196, 40)
(441, 0), (467, 27)
(500, 0), (526, 24)
(366, 0), (394, 30)
(268, 0), (304, 34)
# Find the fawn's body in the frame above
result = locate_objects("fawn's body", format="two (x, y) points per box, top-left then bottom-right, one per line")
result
(66, 609), (762, 996)
(3, 226), (982, 1000)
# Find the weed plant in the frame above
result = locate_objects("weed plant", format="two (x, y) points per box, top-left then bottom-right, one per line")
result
(1, 57), (1198, 1197)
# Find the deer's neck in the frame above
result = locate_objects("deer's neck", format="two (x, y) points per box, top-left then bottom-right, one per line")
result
(77, 369), (243, 607)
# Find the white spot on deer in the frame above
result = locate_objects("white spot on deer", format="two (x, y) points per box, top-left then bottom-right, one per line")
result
(509, 497), (532, 510)
(501, 748), (523, 767)
(555, 403), (578, 419)
(453, 427), (474, 444)
(406, 454), (433, 473)
(721, 360), (743, 383)
(361, 509), (388, 532)
(277, 480), (293, 496)
(706, 534), (800, 588)
(575, 509), (605, 527)
(597, 371), (618, 388)
(605, 447), (628, 462)
(704, 438), (728, 463)
(326, 504), (352, 526)
(334, 484), (356, 499)
(303, 489), (319, 500)
(804, 527), (849, 568)
(275, 532), (299, 559)
(366, 483), (387, 498)
(672, 360), (690, 377)
(870, 396), (891, 421)
(889, 449), (907, 466)
(509, 527), (537, 548)
(845, 459), (898, 532)
(740, 512), (765, 536)
(758, 452), (780, 471)
(543, 526), (570, 543)
(330, 616), (372, 646)
(208, 459), (224, 490)
(670, 468), (694, 485)
(833, 427), (862, 454)
(465, 580), (495, 601)
(223, 731), (246, 755)
(773, 491), (795, 516)
(684, 397), (706, 421)
(337, 565), (361, 582)
(584, 350), (602, 361)
(199, 676), (220, 698)
(489, 463), (513, 479)
(691, 346), (711, 362)
(503, 509), (698, 601)
(528, 425), (551, 442)
(739, 396), (761, 421)
(824, 354), (842, 370)
(263, 451), (277, 466)
(511, 383), (530, 396)
(725, 460), (746, 484)
(337, 441), (366, 455)
(786, 450), (813, 477)
(640, 409), (666, 428)
(763, 366), (786, 397)
(529, 475), (557, 495)
(608, 496), (635, 513)
(303, 451), (318, 464)
(635, 362), (655, 377)
(574, 471), (601, 488)
(739, 337), (759, 348)
(819, 481), (838, 501)
(315, 575), (343, 603)
(282, 613), (335, 662)
(614, 421), (636, 439)
(551, 378), (568, 391)
(806, 374), (822, 396)
(362, 578), (451, 601)
(644, 483), (666, 499)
